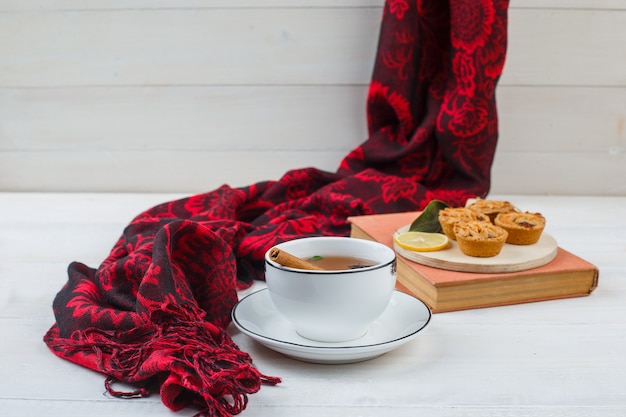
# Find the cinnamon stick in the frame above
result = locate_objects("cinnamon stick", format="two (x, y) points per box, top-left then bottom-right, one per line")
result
(269, 247), (324, 271)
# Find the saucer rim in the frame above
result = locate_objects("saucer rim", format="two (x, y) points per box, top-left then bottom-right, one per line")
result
(231, 288), (432, 351)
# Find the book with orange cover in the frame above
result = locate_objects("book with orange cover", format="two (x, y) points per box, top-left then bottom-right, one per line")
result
(348, 211), (599, 313)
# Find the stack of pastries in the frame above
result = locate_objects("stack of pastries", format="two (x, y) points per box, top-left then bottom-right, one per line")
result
(438, 198), (546, 258)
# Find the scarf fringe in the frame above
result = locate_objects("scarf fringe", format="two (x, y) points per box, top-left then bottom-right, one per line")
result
(53, 304), (280, 417)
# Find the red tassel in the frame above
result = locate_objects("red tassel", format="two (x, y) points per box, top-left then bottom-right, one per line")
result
(105, 376), (149, 399)
(47, 304), (280, 417)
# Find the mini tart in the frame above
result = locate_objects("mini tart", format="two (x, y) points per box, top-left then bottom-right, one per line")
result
(494, 211), (546, 245)
(438, 207), (490, 241)
(467, 199), (517, 222)
(453, 221), (508, 258)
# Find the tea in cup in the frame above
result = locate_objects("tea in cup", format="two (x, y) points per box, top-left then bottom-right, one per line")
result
(264, 236), (397, 342)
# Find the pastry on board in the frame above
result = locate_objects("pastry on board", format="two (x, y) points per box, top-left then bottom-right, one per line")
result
(467, 198), (517, 222)
(438, 207), (490, 241)
(494, 211), (546, 245)
(453, 220), (508, 258)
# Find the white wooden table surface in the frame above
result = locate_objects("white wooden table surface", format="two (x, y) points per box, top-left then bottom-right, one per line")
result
(1, 193), (625, 417)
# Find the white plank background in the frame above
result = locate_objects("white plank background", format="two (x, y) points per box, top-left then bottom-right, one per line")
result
(0, 0), (625, 194)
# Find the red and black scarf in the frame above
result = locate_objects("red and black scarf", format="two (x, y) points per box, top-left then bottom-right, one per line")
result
(44, 1), (509, 416)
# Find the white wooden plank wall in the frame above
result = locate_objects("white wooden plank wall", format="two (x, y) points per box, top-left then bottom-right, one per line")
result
(0, 0), (624, 195)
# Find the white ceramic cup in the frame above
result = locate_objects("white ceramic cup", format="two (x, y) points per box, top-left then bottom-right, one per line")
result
(264, 236), (397, 343)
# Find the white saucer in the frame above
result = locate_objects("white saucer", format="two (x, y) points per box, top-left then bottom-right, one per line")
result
(231, 289), (431, 364)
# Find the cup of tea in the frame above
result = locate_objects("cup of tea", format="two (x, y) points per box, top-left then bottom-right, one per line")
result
(264, 236), (397, 342)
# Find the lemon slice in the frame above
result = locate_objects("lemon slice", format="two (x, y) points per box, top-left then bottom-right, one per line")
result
(394, 231), (450, 252)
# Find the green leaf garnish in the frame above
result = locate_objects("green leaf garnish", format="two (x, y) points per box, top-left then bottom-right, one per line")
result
(409, 200), (450, 233)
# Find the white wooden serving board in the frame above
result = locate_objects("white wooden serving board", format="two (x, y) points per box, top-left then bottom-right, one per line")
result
(393, 225), (558, 273)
